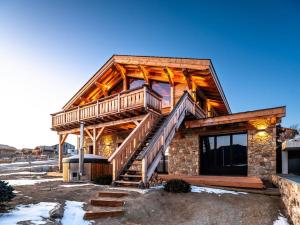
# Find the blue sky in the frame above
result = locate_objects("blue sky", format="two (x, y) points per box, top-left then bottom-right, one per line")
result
(0, 0), (299, 148)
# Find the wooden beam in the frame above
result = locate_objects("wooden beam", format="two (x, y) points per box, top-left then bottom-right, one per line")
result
(182, 69), (192, 89)
(139, 65), (149, 84)
(185, 106), (286, 128)
(96, 127), (105, 141)
(114, 63), (128, 90)
(164, 67), (174, 87)
(133, 120), (140, 126)
(85, 128), (93, 140)
(57, 115), (146, 135)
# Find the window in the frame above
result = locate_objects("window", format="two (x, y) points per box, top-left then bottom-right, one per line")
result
(151, 81), (171, 107)
(128, 78), (145, 90)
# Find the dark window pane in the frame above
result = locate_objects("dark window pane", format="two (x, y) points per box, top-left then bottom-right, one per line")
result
(129, 78), (145, 90)
(151, 81), (171, 107)
(108, 81), (123, 95)
(232, 134), (247, 165)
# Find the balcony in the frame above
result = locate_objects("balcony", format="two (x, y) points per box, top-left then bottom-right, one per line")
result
(51, 86), (162, 131)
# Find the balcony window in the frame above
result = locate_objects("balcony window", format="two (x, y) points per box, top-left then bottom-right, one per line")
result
(151, 81), (171, 107)
(128, 78), (145, 90)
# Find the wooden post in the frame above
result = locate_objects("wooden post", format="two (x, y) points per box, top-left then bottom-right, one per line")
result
(93, 128), (96, 155)
(58, 134), (63, 172)
(142, 158), (147, 184)
(79, 122), (84, 178)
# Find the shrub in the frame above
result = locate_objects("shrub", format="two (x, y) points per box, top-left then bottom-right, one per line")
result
(0, 180), (15, 203)
(93, 175), (112, 185)
(164, 179), (191, 193)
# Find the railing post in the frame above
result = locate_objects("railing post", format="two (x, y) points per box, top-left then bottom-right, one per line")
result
(112, 159), (116, 181)
(143, 86), (147, 109)
(142, 158), (147, 184)
(77, 106), (80, 122)
(96, 100), (99, 117)
(117, 94), (120, 112)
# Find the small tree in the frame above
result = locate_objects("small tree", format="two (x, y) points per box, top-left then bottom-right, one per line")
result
(164, 179), (191, 193)
(0, 181), (15, 204)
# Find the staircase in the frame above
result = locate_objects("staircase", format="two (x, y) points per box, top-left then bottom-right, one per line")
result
(109, 91), (205, 187)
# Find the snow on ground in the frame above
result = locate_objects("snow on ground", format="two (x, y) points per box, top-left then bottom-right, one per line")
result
(191, 186), (247, 195)
(0, 202), (58, 225)
(60, 183), (97, 188)
(0, 160), (56, 167)
(3, 178), (62, 186)
(61, 200), (92, 225)
(0, 171), (47, 176)
(273, 214), (290, 225)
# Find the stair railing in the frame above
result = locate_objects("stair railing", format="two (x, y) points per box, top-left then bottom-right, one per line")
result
(137, 91), (205, 184)
(108, 112), (160, 181)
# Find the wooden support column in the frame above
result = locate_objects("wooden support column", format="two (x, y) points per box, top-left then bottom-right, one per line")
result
(84, 127), (105, 155)
(115, 63), (128, 91)
(58, 133), (68, 172)
(93, 128), (96, 155)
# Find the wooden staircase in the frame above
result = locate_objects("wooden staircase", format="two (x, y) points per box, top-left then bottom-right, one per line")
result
(109, 92), (205, 187)
(84, 191), (128, 220)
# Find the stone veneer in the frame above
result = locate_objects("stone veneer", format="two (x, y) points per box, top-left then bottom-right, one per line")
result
(168, 130), (199, 176)
(84, 131), (130, 158)
(247, 127), (277, 180)
(272, 175), (300, 225)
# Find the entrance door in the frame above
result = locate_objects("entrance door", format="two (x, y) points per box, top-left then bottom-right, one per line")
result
(200, 133), (248, 176)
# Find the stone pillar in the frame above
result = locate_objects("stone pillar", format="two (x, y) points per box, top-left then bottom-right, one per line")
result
(248, 127), (277, 180)
(282, 151), (288, 174)
(168, 130), (199, 176)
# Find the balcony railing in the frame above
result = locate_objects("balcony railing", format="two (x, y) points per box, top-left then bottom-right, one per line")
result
(51, 86), (162, 128)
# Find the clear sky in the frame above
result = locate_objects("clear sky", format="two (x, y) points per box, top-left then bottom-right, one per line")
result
(0, 0), (299, 149)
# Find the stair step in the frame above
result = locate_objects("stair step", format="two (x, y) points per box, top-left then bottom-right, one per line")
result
(98, 191), (128, 198)
(84, 210), (125, 219)
(114, 180), (140, 186)
(90, 199), (124, 207)
(120, 174), (142, 179)
(126, 170), (142, 175)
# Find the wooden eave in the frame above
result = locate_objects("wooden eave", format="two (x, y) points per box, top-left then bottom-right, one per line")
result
(62, 55), (231, 114)
(185, 106), (286, 128)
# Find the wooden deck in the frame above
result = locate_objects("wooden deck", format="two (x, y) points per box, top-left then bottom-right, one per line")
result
(158, 174), (264, 189)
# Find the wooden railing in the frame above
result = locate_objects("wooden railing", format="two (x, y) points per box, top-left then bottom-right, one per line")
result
(51, 86), (162, 128)
(137, 91), (205, 184)
(108, 112), (159, 181)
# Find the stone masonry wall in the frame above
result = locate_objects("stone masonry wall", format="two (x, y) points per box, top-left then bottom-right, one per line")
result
(168, 130), (199, 176)
(248, 127), (277, 180)
(84, 131), (130, 158)
(272, 175), (300, 225)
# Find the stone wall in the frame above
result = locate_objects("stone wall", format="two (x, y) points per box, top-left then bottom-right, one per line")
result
(84, 131), (130, 158)
(272, 175), (300, 225)
(248, 127), (277, 180)
(168, 130), (199, 176)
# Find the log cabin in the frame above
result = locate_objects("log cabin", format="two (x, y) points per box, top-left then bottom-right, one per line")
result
(51, 55), (286, 188)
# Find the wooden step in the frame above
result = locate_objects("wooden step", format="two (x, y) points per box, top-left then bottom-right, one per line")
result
(98, 191), (128, 198)
(90, 199), (124, 207)
(120, 174), (142, 178)
(84, 210), (125, 219)
(114, 180), (140, 187)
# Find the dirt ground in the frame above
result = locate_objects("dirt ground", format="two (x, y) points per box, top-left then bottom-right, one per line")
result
(0, 161), (289, 225)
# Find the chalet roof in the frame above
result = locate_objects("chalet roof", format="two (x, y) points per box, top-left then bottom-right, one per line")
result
(62, 55), (231, 114)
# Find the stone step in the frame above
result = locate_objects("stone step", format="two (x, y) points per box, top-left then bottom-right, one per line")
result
(84, 210), (125, 220)
(98, 191), (128, 198)
(114, 180), (140, 187)
(90, 199), (124, 207)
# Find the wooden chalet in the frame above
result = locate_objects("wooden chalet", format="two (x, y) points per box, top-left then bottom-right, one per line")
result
(51, 55), (286, 188)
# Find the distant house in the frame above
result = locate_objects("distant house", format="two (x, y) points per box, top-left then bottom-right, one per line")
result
(34, 145), (56, 158)
(0, 144), (17, 158)
(52, 142), (75, 155)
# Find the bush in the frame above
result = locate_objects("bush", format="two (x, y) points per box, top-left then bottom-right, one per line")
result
(0, 180), (15, 203)
(164, 179), (191, 193)
(93, 175), (112, 185)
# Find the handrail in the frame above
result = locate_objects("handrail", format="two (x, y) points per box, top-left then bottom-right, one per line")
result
(137, 91), (205, 183)
(51, 86), (162, 128)
(108, 112), (160, 181)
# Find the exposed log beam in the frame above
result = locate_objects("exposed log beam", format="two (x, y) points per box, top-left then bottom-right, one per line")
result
(182, 69), (193, 89)
(139, 65), (149, 84)
(164, 67), (174, 87)
(85, 128), (93, 140)
(114, 63), (128, 90)
(96, 127), (105, 141)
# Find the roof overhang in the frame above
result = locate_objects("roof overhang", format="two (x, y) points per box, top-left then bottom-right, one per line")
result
(62, 55), (231, 114)
(185, 106), (286, 128)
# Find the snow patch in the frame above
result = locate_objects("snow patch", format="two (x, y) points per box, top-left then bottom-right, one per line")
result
(0, 160), (56, 167)
(0, 202), (58, 225)
(61, 200), (92, 225)
(191, 186), (247, 195)
(4, 178), (62, 186)
(60, 183), (96, 188)
(0, 171), (47, 176)
(273, 214), (290, 225)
